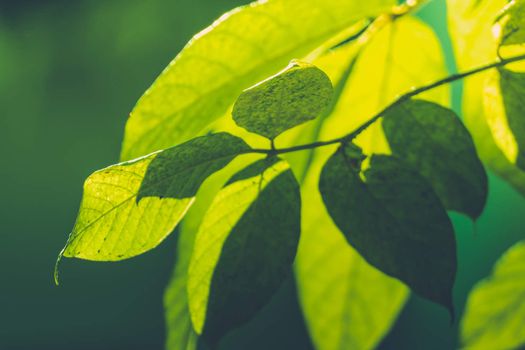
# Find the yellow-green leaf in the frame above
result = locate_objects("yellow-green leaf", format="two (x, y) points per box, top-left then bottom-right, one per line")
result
(496, 0), (525, 53)
(59, 133), (248, 264)
(187, 157), (300, 344)
(483, 1), (525, 169)
(232, 61), (333, 140)
(448, 0), (525, 195)
(321, 16), (449, 156)
(485, 68), (525, 170)
(120, 0), (396, 160)
(482, 1), (525, 170)
(461, 241), (525, 350)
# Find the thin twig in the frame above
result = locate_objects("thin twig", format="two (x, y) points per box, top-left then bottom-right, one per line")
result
(249, 53), (525, 156)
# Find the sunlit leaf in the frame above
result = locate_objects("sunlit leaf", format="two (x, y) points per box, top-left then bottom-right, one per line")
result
(59, 133), (249, 263)
(478, 0), (525, 171)
(320, 149), (456, 314)
(211, 43), (360, 179)
(485, 68), (525, 170)
(461, 241), (525, 350)
(232, 61), (333, 139)
(296, 146), (408, 350)
(448, 0), (525, 195)
(187, 157), (300, 345)
(120, 0), (396, 160)
(496, 0), (525, 54)
(382, 99), (487, 219)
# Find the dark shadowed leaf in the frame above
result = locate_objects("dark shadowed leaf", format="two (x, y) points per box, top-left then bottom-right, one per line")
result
(187, 157), (300, 345)
(382, 99), (488, 219)
(58, 133), (248, 264)
(296, 146), (408, 350)
(232, 61), (333, 139)
(461, 241), (525, 350)
(138, 132), (250, 200)
(319, 148), (456, 314)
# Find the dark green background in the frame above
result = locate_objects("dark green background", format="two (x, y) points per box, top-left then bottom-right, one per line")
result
(1, 1), (523, 349)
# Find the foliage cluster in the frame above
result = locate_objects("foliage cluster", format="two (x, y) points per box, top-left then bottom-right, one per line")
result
(56, 0), (525, 349)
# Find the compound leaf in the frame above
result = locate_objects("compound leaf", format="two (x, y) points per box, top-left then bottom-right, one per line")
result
(382, 99), (487, 219)
(58, 133), (248, 264)
(120, 0), (395, 160)
(232, 61), (333, 139)
(187, 157), (300, 345)
(461, 241), (525, 350)
(319, 149), (456, 314)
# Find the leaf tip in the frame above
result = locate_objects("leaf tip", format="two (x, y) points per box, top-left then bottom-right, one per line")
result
(53, 249), (64, 286)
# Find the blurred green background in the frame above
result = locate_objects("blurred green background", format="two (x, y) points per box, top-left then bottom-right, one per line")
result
(1, 1), (524, 349)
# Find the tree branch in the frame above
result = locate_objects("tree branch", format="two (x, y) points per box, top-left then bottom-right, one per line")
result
(250, 53), (525, 156)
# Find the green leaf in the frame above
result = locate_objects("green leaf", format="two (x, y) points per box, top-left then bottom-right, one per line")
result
(382, 99), (488, 219)
(448, 0), (525, 195)
(163, 153), (259, 350)
(319, 149), (456, 313)
(485, 68), (525, 170)
(120, 0), (396, 160)
(496, 0), (525, 52)
(138, 132), (250, 200)
(479, 1), (525, 171)
(316, 16), (450, 156)
(294, 16), (448, 349)
(461, 241), (525, 350)
(58, 132), (248, 264)
(187, 157), (300, 344)
(164, 224), (199, 350)
(232, 61), (333, 139)
(296, 147), (408, 350)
